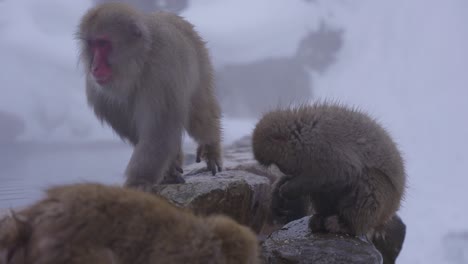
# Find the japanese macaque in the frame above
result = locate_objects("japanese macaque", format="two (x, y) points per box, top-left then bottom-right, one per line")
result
(0, 183), (259, 264)
(252, 102), (406, 238)
(77, 3), (222, 189)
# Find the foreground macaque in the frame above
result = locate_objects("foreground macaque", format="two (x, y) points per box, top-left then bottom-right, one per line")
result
(77, 3), (222, 188)
(253, 103), (406, 237)
(0, 184), (259, 264)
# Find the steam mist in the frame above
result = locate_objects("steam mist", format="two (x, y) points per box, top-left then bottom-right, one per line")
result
(0, 0), (467, 263)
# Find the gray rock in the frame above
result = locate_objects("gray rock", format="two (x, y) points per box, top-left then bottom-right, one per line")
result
(262, 216), (383, 264)
(153, 170), (271, 233)
(371, 215), (406, 264)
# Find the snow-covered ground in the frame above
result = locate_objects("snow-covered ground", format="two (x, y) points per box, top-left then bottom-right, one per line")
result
(0, 0), (467, 263)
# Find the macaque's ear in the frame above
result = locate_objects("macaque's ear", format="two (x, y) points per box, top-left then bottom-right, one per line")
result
(0, 211), (31, 262)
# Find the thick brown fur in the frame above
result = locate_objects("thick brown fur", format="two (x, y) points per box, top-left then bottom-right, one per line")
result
(77, 3), (222, 188)
(252, 102), (406, 236)
(0, 184), (259, 264)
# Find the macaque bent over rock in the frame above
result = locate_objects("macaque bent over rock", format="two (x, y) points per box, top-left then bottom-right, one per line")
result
(0, 184), (259, 264)
(252, 102), (406, 237)
(77, 3), (223, 189)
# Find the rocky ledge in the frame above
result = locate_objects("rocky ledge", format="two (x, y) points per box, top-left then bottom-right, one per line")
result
(262, 216), (382, 264)
(153, 170), (270, 233)
(0, 136), (404, 263)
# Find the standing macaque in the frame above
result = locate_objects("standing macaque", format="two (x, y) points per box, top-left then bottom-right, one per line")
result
(0, 183), (259, 264)
(252, 102), (406, 238)
(77, 3), (222, 189)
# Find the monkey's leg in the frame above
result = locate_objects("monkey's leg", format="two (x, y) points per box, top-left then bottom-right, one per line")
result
(338, 183), (381, 236)
(309, 188), (369, 235)
(322, 215), (353, 234)
(125, 117), (182, 190)
(308, 214), (327, 233)
(161, 147), (185, 184)
(308, 192), (346, 234)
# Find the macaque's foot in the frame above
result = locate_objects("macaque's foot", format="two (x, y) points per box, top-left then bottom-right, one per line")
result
(323, 215), (352, 234)
(196, 143), (222, 175)
(309, 214), (351, 235)
(159, 155), (185, 184)
(161, 166), (185, 184)
(308, 214), (327, 233)
(124, 179), (154, 192)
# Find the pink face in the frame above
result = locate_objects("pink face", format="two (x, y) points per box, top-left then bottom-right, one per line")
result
(88, 36), (112, 85)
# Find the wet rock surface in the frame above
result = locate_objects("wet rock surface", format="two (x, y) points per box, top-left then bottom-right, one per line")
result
(262, 216), (383, 264)
(153, 170), (271, 233)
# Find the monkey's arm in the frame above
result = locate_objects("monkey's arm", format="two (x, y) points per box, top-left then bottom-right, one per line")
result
(276, 175), (310, 200)
(270, 175), (310, 225)
(187, 89), (223, 175)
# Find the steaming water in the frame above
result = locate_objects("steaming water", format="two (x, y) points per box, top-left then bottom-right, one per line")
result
(0, 142), (131, 209)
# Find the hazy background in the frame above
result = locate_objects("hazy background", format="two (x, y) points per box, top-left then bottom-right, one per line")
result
(0, 0), (467, 263)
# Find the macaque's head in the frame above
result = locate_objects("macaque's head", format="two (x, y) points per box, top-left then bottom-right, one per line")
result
(77, 3), (151, 91)
(252, 109), (305, 175)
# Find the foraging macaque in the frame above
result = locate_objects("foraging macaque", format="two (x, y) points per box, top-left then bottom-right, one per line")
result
(0, 183), (259, 264)
(77, 3), (222, 189)
(252, 102), (406, 237)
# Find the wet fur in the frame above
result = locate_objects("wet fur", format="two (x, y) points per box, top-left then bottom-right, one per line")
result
(0, 184), (259, 264)
(253, 102), (406, 236)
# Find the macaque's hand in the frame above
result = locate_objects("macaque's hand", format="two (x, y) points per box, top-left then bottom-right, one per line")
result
(196, 144), (222, 175)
